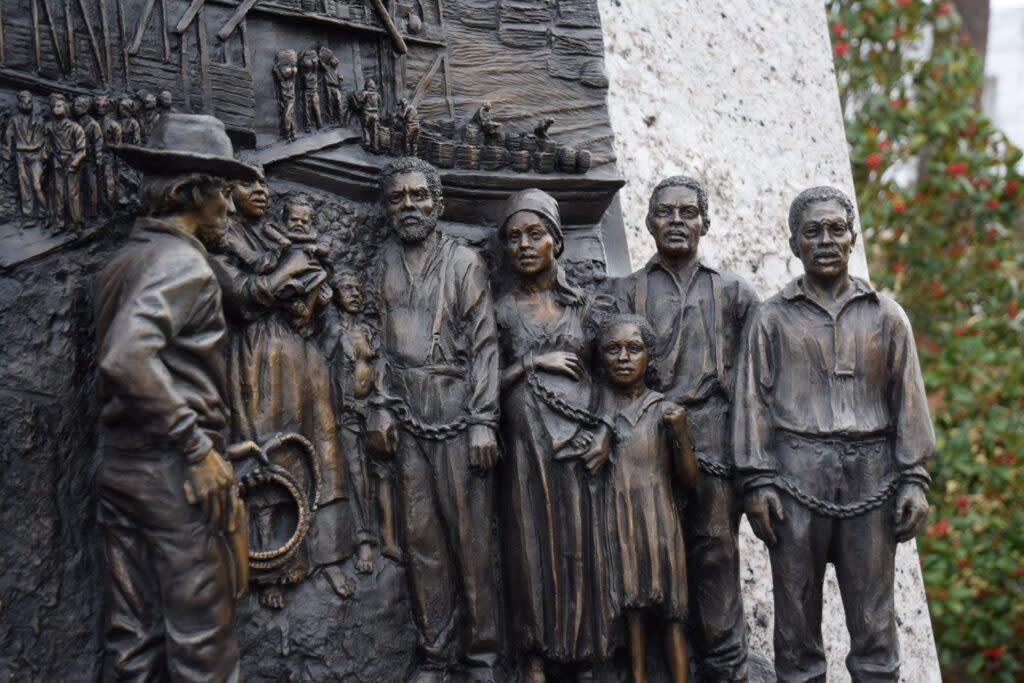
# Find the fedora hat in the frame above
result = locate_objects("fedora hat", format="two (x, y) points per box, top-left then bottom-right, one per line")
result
(111, 113), (261, 181)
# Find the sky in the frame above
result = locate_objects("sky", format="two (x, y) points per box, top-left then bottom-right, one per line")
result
(992, 0), (1024, 8)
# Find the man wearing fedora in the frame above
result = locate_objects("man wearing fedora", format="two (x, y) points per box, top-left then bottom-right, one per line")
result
(94, 113), (258, 682)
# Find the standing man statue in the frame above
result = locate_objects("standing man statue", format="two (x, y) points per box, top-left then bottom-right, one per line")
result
(45, 94), (86, 231)
(157, 90), (175, 115)
(2, 90), (48, 219)
(274, 50), (298, 141)
(352, 79), (380, 150)
(610, 175), (758, 681)
(94, 113), (257, 682)
(96, 94), (122, 212)
(137, 90), (159, 141)
(118, 96), (143, 146)
(300, 49), (323, 131)
(318, 46), (346, 124)
(72, 95), (103, 219)
(734, 186), (933, 682)
(397, 98), (419, 156)
(366, 157), (500, 683)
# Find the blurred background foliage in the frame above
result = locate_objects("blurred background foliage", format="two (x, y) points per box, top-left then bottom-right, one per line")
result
(827, 0), (1024, 680)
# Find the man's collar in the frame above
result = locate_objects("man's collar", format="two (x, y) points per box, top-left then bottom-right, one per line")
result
(644, 253), (718, 275)
(781, 275), (877, 303)
(132, 217), (207, 253)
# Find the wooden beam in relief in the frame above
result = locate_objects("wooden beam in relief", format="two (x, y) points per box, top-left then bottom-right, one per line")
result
(77, 0), (108, 82)
(196, 4), (212, 112)
(98, 0), (111, 80)
(217, 0), (257, 41)
(128, 0), (157, 55)
(441, 52), (453, 120)
(31, 0), (41, 70)
(40, 0), (66, 71)
(174, 0), (204, 33)
(367, 0), (407, 54)
(409, 51), (442, 108)
(65, 0), (74, 72)
(0, 2), (6, 67)
(115, 0), (129, 85)
(159, 0), (169, 59)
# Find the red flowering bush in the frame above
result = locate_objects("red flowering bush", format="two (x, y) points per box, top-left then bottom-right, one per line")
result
(828, 1), (1024, 681)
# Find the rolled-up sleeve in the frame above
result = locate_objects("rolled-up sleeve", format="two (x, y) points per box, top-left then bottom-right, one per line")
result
(732, 311), (777, 490)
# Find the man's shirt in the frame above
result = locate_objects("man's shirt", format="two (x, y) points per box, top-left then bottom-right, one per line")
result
(95, 218), (228, 461)
(612, 256), (759, 405)
(732, 276), (934, 488)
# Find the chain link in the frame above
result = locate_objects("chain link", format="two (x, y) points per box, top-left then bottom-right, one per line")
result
(773, 475), (900, 519)
(390, 400), (470, 441)
(526, 372), (603, 428)
(696, 455), (735, 479)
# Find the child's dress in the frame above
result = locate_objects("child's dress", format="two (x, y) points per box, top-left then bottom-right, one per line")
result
(608, 389), (689, 620)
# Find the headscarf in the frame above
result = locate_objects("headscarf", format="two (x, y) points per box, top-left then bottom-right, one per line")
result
(498, 188), (585, 305)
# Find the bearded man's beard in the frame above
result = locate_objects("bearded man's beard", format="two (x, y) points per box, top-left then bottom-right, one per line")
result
(394, 211), (438, 242)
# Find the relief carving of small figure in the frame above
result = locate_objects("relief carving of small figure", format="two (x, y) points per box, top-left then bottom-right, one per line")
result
(323, 269), (387, 569)
(300, 49), (324, 131)
(366, 158), (500, 683)
(137, 90), (159, 142)
(397, 97), (419, 157)
(118, 96), (143, 146)
(274, 50), (298, 141)
(72, 95), (104, 219)
(318, 46), (346, 124)
(351, 79), (380, 150)
(598, 314), (696, 683)
(94, 113), (256, 681)
(157, 89), (175, 115)
(96, 94), (122, 212)
(45, 94), (86, 231)
(494, 189), (614, 682)
(2, 90), (48, 219)
(734, 186), (933, 683)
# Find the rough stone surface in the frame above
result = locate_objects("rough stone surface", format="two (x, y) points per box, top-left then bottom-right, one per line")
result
(598, 1), (942, 681)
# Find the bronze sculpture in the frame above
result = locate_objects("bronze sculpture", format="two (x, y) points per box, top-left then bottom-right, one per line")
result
(96, 94), (123, 211)
(300, 49), (324, 132)
(609, 176), (759, 681)
(117, 96), (143, 146)
(352, 79), (382, 150)
(398, 98), (420, 157)
(318, 46), (347, 125)
(137, 90), (160, 142)
(44, 94), (87, 231)
(274, 50), (299, 142)
(734, 186), (933, 682)
(598, 313), (696, 683)
(494, 189), (613, 682)
(72, 95), (104, 220)
(93, 113), (255, 681)
(3, 90), (48, 219)
(367, 157), (500, 683)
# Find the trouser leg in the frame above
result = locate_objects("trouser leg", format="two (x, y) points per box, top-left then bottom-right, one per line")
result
(686, 473), (748, 681)
(834, 505), (899, 682)
(103, 160), (117, 208)
(768, 493), (831, 683)
(397, 435), (457, 666)
(52, 166), (67, 225)
(15, 155), (33, 215)
(84, 162), (99, 217)
(435, 435), (499, 667)
(101, 521), (166, 681)
(67, 167), (82, 228)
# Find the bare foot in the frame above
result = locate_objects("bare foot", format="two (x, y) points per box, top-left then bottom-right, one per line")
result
(380, 540), (402, 561)
(356, 542), (375, 574)
(323, 564), (355, 599)
(259, 585), (285, 609)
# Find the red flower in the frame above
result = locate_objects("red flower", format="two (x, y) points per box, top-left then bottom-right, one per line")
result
(834, 41), (849, 57)
(975, 176), (989, 188)
(954, 324), (969, 337)
(860, 9), (874, 20)
(891, 26), (903, 40)
(892, 200), (906, 214)
(889, 261), (906, 275)
(832, 22), (846, 36)
(946, 162), (967, 176)
(889, 97), (905, 109)
(878, 139), (891, 151)
(956, 557), (970, 569)
(930, 281), (945, 298)
(955, 495), (968, 513)
(866, 153), (883, 169)
(983, 647), (1006, 660)
(929, 518), (950, 536)
(986, 197), (1000, 210)
(997, 452), (1016, 466)
(937, 3), (951, 16)
(1003, 179), (1020, 197)
(986, 226), (998, 243)
(1007, 299), (1020, 318)
(988, 257), (1001, 269)
(896, 0), (911, 6)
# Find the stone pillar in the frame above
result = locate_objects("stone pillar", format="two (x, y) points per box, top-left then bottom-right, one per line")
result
(599, 1), (941, 680)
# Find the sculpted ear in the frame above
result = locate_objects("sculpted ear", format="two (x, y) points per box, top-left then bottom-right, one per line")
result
(646, 212), (656, 236)
(789, 234), (800, 259)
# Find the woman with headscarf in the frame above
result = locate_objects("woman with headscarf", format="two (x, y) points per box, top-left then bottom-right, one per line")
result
(494, 189), (616, 682)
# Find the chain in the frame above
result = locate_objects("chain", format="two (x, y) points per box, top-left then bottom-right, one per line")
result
(773, 475), (900, 519)
(526, 372), (603, 428)
(696, 455), (735, 479)
(390, 400), (470, 441)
